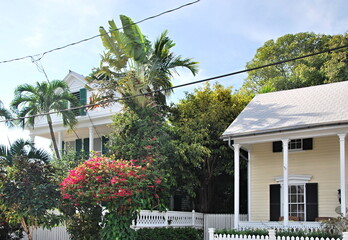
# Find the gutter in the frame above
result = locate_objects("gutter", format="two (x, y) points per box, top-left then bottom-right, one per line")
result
(222, 121), (348, 140)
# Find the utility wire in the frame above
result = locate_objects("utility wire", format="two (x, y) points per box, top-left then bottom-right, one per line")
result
(0, 0), (200, 64)
(1, 43), (348, 124)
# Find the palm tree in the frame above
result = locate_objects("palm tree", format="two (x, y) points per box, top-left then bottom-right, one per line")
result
(0, 100), (13, 127)
(87, 15), (199, 109)
(0, 138), (49, 167)
(11, 80), (79, 160)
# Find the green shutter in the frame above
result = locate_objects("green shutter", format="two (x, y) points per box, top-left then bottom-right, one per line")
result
(76, 139), (82, 153)
(62, 141), (65, 155)
(79, 88), (87, 116)
(102, 136), (109, 154)
(84, 138), (90, 155)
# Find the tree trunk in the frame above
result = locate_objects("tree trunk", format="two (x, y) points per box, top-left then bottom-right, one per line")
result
(47, 114), (60, 159)
(20, 217), (33, 240)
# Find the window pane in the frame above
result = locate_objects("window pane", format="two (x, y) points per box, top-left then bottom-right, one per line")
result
(291, 195), (297, 202)
(298, 194), (304, 202)
(290, 185), (296, 193)
(298, 185), (304, 194)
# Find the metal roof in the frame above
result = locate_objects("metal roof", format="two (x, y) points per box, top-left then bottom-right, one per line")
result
(222, 81), (348, 139)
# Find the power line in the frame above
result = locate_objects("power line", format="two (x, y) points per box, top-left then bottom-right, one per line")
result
(1, 43), (347, 124)
(0, 0), (200, 65)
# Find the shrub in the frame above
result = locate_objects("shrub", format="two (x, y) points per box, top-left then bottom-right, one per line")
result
(60, 156), (168, 240)
(215, 228), (340, 239)
(135, 227), (203, 240)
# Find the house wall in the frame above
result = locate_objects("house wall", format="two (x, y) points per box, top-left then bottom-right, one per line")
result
(250, 135), (347, 221)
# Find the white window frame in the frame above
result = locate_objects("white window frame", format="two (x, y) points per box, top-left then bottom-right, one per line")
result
(288, 139), (303, 151)
(275, 175), (312, 221)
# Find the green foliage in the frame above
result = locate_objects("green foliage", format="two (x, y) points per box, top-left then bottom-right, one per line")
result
(135, 227), (203, 240)
(0, 156), (62, 240)
(64, 205), (102, 240)
(215, 229), (268, 236)
(243, 32), (348, 94)
(215, 229), (339, 239)
(0, 138), (49, 167)
(323, 215), (348, 237)
(0, 210), (23, 240)
(169, 83), (251, 212)
(277, 229), (340, 239)
(10, 80), (79, 159)
(87, 15), (198, 109)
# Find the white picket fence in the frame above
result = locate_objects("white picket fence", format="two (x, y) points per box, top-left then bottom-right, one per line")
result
(208, 229), (348, 240)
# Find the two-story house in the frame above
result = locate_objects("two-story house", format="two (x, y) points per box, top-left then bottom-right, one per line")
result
(28, 70), (122, 155)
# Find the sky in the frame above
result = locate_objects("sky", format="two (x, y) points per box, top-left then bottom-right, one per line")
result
(0, 0), (347, 153)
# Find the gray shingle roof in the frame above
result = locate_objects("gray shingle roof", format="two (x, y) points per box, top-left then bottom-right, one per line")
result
(222, 81), (348, 138)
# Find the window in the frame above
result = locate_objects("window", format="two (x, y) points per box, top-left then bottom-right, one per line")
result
(70, 88), (87, 116)
(289, 185), (305, 220)
(272, 138), (313, 152)
(71, 91), (80, 116)
(270, 175), (318, 221)
(289, 139), (302, 151)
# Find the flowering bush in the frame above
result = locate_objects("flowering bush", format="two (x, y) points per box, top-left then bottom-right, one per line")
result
(60, 156), (167, 240)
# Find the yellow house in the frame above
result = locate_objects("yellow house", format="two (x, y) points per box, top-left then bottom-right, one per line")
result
(222, 81), (348, 229)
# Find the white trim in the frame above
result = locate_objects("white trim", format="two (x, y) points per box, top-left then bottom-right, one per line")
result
(338, 133), (347, 217)
(233, 143), (240, 229)
(282, 139), (289, 226)
(89, 127), (94, 152)
(231, 125), (348, 145)
(248, 149), (251, 221)
(275, 175), (312, 184)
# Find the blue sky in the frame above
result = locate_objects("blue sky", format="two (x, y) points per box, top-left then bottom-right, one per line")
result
(0, 0), (347, 152)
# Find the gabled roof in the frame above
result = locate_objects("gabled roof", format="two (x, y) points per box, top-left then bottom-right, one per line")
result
(222, 81), (348, 139)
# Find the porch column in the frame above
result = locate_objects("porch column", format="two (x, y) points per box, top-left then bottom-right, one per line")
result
(248, 149), (251, 221)
(57, 131), (62, 152)
(282, 139), (289, 226)
(89, 127), (94, 152)
(233, 143), (240, 229)
(338, 134), (347, 217)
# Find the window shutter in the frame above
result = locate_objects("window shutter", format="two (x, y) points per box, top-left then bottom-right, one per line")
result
(306, 183), (318, 221)
(270, 184), (281, 221)
(79, 88), (87, 116)
(303, 138), (313, 150)
(62, 141), (65, 155)
(83, 138), (90, 155)
(102, 136), (109, 154)
(76, 139), (82, 153)
(273, 141), (282, 152)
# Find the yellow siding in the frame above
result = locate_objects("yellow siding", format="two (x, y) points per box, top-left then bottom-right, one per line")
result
(250, 135), (347, 221)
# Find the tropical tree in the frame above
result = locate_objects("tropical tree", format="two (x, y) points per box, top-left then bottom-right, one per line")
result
(169, 83), (251, 212)
(11, 80), (79, 159)
(0, 155), (61, 240)
(0, 138), (49, 168)
(0, 100), (13, 127)
(242, 32), (348, 94)
(87, 15), (198, 110)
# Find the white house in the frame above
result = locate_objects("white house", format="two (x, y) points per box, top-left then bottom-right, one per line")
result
(221, 81), (348, 229)
(29, 70), (122, 155)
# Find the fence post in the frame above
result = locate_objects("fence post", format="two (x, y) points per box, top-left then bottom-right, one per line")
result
(165, 211), (168, 227)
(268, 229), (276, 240)
(208, 228), (215, 240)
(343, 232), (348, 240)
(192, 210), (195, 227)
